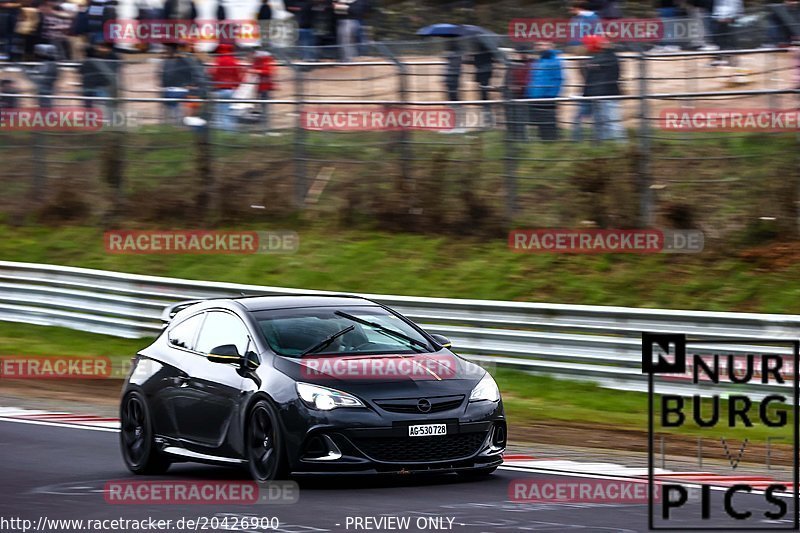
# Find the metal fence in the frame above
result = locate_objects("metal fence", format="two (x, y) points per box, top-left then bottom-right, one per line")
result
(1, 39), (799, 236)
(1, 259), (798, 397)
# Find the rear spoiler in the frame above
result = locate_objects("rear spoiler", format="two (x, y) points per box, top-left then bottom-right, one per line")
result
(160, 300), (206, 328)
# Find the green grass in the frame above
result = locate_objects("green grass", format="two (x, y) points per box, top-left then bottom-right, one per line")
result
(1, 224), (800, 313)
(0, 322), (150, 378)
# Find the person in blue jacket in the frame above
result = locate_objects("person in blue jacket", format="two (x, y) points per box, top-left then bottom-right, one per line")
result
(526, 41), (563, 141)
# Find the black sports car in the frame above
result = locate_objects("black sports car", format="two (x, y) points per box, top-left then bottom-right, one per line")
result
(119, 295), (506, 480)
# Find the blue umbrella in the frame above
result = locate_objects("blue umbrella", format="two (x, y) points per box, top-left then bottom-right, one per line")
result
(416, 23), (467, 37)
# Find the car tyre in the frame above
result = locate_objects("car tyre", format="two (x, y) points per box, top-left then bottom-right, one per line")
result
(120, 391), (171, 475)
(246, 399), (289, 481)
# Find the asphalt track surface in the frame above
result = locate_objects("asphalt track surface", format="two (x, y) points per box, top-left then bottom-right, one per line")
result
(0, 419), (795, 533)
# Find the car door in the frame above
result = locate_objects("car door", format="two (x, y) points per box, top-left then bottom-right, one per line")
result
(149, 311), (206, 440)
(174, 310), (249, 452)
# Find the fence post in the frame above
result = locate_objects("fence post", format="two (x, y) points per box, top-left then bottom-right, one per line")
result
(102, 60), (124, 224)
(195, 72), (213, 222)
(30, 126), (46, 205)
(500, 51), (517, 220)
(378, 43), (414, 213)
(285, 52), (307, 208)
(637, 52), (653, 227)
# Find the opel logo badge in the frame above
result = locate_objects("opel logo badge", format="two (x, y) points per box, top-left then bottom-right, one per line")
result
(417, 399), (432, 413)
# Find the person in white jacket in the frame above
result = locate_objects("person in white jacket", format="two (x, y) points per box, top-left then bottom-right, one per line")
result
(711, 0), (743, 65)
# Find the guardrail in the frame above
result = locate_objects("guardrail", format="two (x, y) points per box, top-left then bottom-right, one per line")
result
(0, 260), (797, 396)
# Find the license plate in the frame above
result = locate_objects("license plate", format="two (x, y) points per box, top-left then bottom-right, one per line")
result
(408, 423), (447, 437)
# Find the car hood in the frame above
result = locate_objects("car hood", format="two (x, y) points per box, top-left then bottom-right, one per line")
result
(273, 349), (486, 396)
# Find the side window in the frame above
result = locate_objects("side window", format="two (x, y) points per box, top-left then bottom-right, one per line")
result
(167, 313), (205, 350)
(195, 311), (250, 356)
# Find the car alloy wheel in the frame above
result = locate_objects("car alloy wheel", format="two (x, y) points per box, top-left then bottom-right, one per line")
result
(120, 391), (170, 474)
(247, 400), (288, 481)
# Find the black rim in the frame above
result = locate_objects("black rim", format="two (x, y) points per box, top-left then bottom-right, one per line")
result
(121, 395), (148, 465)
(248, 405), (277, 480)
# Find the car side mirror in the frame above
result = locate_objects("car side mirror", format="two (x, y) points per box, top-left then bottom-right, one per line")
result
(430, 334), (452, 349)
(208, 344), (241, 364)
(243, 350), (260, 371)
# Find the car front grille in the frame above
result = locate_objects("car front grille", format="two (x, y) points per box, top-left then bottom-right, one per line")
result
(373, 395), (465, 414)
(352, 432), (487, 463)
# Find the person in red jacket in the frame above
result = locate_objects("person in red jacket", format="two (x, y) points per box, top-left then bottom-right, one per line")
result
(251, 50), (276, 131)
(209, 43), (243, 131)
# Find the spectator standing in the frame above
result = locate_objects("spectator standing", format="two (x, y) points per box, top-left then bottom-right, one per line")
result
(84, 0), (115, 47)
(161, 42), (199, 124)
(209, 42), (243, 131)
(163, 0), (196, 20)
(286, 0), (316, 60)
(472, 41), (493, 101)
(256, 0), (271, 48)
(0, 77), (19, 110)
(567, 0), (599, 138)
(686, 0), (715, 50)
(0, 0), (20, 60)
(28, 43), (59, 107)
(472, 40), (494, 127)
(766, 0), (800, 47)
(505, 48), (531, 141)
(443, 39), (462, 130)
(653, 0), (686, 51)
(250, 50), (275, 130)
(333, 0), (362, 62)
(581, 34), (624, 141)
(80, 40), (119, 110)
(257, 0), (271, 21)
(313, 0), (335, 53)
(711, 0), (743, 65)
(13, 0), (40, 61)
(526, 40), (564, 141)
(40, 0), (73, 59)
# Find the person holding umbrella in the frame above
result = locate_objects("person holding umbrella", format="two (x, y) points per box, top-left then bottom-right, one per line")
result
(417, 24), (498, 131)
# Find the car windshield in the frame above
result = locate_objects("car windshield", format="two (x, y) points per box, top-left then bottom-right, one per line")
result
(254, 306), (433, 358)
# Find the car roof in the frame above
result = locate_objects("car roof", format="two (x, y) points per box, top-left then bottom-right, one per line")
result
(234, 295), (380, 312)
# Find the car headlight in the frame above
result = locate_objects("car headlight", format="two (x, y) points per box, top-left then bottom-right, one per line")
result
(296, 382), (365, 410)
(469, 372), (500, 402)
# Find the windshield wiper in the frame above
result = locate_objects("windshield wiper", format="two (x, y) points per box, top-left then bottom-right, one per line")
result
(300, 325), (355, 356)
(334, 311), (430, 352)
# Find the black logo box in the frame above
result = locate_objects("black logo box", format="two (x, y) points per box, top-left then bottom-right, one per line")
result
(644, 333), (800, 531)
